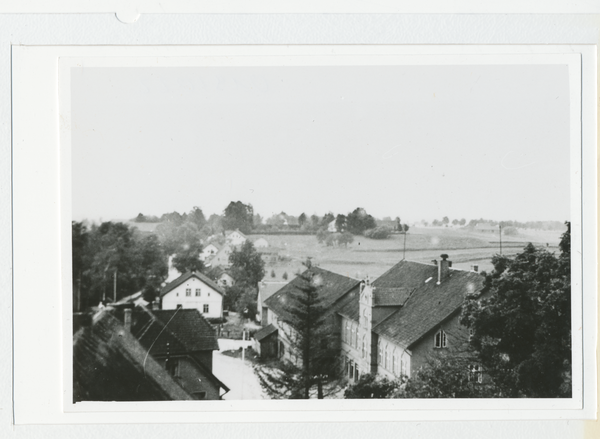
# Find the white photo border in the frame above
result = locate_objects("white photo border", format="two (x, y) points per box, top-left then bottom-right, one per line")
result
(11, 44), (595, 424)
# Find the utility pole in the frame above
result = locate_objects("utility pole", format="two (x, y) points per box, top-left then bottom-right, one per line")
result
(402, 230), (407, 260)
(241, 329), (246, 400)
(499, 224), (502, 255)
(113, 269), (118, 303)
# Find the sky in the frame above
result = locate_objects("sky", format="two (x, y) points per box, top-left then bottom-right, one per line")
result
(71, 64), (571, 223)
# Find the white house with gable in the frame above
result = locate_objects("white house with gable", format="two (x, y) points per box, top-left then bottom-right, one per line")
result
(160, 271), (224, 319)
(226, 230), (247, 246)
(200, 243), (219, 261)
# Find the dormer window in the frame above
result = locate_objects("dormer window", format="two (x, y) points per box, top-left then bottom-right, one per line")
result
(434, 330), (447, 348)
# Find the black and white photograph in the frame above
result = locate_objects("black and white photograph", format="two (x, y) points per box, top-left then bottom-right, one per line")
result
(67, 52), (577, 405)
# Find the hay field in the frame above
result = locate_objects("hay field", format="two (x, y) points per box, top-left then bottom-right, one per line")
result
(251, 226), (565, 281)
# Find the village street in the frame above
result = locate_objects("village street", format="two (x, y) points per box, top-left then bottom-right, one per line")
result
(214, 339), (268, 400)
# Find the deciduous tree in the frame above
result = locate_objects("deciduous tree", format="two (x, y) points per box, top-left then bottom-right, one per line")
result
(460, 223), (571, 398)
(222, 201), (254, 234)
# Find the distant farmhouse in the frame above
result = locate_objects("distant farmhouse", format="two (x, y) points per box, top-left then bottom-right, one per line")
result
(206, 265), (235, 288)
(253, 237), (269, 248)
(225, 230), (247, 246)
(200, 243), (219, 261)
(211, 243), (233, 267)
(474, 222), (499, 234)
(257, 255), (485, 384)
(160, 271), (224, 319)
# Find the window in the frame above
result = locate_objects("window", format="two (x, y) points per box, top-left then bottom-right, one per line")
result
(378, 345), (383, 365)
(203, 304), (209, 313)
(185, 288), (191, 296)
(195, 288), (201, 296)
(392, 353), (397, 375)
(401, 356), (408, 377)
(468, 328), (474, 342)
(468, 364), (483, 383)
(354, 328), (359, 349)
(361, 336), (366, 359)
(165, 358), (179, 377)
(176, 304), (182, 309)
(434, 330), (447, 348)
(354, 365), (359, 381)
(384, 347), (389, 370)
(345, 321), (351, 343)
(351, 327), (355, 348)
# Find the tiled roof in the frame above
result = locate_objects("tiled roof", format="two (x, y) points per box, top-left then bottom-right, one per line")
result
(160, 271), (225, 297)
(73, 310), (193, 401)
(264, 267), (360, 323)
(254, 323), (278, 341)
(133, 308), (220, 354)
(373, 287), (413, 306)
(336, 291), (400, 326)
(258, 282), (288, 306)
(372, 260), (484, 348)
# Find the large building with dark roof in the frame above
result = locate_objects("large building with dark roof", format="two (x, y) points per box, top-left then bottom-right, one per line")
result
(73, 310), (195, 402)
(130, 307), (229, 399)
(262, 266), (361, 364)
(339, 255), (485, 382)
(259, 255), (485, 383)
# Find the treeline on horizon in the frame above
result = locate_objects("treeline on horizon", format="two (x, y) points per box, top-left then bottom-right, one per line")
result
(129, 203), (567, 234)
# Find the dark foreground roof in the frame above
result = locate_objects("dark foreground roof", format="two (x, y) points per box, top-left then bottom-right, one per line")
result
(372, 260), (484, 348)
(133, 308), (220, 355)
(160, 271), (225, 297)
(73, 310), (193, 402)
(264, 266), (360, 322)
(254, 323), (278, 342)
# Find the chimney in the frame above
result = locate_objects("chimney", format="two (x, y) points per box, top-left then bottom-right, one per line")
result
(437, 254), (451, 284)
(124, 308), (132, 331)
(472, 264), (479, 273)
(152, 300), (160, 311)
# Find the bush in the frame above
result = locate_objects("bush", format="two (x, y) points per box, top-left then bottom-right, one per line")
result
(344, 373), (398, 399)
(364, 226), (392, 239)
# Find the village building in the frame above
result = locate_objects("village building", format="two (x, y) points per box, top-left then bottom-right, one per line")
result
(253, 237), (269, 248)
(206, 265), (235, 288)
(256, 281), (289, 326)
(225, 230), (247, 246)
(211, 243), (233, 267)
(73, 309), (195, 402)
(200, 243), (219, 261)
(160, 271), (224, 319)
(337, 255), (485, 382)
(260, 267), (361, 363)
(130, 307), (229, 400)
(474, 222), (499, 234)
(259, 255), (485, 384)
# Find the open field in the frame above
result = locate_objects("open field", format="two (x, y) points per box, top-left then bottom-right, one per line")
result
(251, 226), (566, 280)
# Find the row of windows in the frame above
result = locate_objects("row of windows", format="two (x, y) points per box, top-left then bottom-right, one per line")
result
(175, 304), (210, 313)
(183, 288), (211, 297)
(378, 341), (409, 377)
(344, 357), (360, 381)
